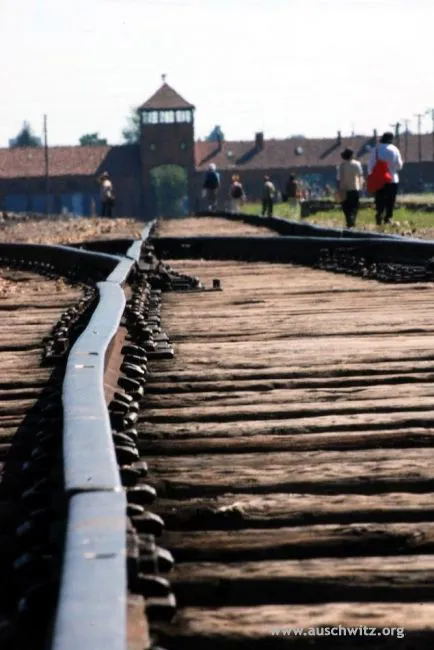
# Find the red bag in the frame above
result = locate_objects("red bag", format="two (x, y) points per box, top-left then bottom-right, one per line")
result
(367, 147), (392, 193)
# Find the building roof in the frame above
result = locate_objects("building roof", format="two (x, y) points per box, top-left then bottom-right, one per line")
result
(0, 133), (432, 180)
(195, 133), (434, 171)
(0, 144), (140, 179)
(139, 83), (195, 111)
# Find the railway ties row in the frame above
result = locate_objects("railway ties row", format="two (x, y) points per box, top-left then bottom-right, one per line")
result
(0, 235), (157, 650)
(137, 216), (434, 649)
(0, 227), (212, 650)
(112, 253), (207, 631)
(3, 211), (434, 650)
(0, 262), (91, 647)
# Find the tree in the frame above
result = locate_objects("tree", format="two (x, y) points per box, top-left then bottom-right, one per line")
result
(206, 125), (224, 142)
(9, 121), (42, 148)
(79, 132), (108, 146)
(122, 108), (141, 144)
(150, 165), (188, 217)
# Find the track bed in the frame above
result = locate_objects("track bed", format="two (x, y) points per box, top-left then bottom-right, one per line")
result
(139, 255), (434, 648)
(0, 266), (85, 644)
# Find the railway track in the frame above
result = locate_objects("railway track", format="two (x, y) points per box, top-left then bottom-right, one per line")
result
(0, 249), (99, 647)
(144, 216), (434, 648)
(1, 211), (434, 649)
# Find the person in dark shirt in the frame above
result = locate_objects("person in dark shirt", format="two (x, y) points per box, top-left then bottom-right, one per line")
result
(285, 174), (298, 199)
(99, 171), (115, 217)
(284, 174), (300, 219)
(202, 163), (220, 211)
(229, 174), (246, 213)
(262, 175), (276, 217)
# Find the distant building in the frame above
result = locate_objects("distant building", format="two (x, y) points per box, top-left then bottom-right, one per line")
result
(0, 82), (433, 218)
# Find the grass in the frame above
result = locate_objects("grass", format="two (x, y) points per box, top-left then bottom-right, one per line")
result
(241, 198), (434, 238)
(398, 193), (434, 204)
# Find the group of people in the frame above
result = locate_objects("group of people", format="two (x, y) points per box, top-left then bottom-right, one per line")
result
(202, 168), (320, 218)
(202, 164), (286, 218)
(202, 164), (249, 214)
(203, 131), (403, 228)
(337, 131), (403, 228)
(99, 131), (404, 227)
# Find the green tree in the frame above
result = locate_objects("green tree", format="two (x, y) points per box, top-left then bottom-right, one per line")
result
(9, 121), (42, 148)
(122, 108), (141, 144)
(150, 165), (188, 217)
(79, 132), (108, 146)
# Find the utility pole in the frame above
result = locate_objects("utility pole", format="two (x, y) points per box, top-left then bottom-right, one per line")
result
(426, 109), (434, 161)
(402, 119), (410, 159)
(43, 114), (50, 215)
(389, 121), (401, 147)
(414, 113), (424, 162)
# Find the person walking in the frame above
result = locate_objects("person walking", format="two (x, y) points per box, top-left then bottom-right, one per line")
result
(229, 175), (246, 213)
(202, 163), (220, 212)
(99, 171), (115, 217)
(284, 173), (301, 219)
(262, 175), (276, 217)
(368, 132), (403, 225)
(337, 148), (364, 228)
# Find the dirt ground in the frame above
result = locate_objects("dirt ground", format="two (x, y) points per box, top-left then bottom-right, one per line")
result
(0, 216), (143, 245)
(155, 216), (276, 237)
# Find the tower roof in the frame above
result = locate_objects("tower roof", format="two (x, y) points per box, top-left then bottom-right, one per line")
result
(138, 83), (195, 111)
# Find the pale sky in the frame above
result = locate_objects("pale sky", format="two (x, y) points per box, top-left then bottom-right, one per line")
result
(0, 0), (433, 147)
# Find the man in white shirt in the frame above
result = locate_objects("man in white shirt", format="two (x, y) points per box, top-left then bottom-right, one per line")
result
(368, 132), (403, 225)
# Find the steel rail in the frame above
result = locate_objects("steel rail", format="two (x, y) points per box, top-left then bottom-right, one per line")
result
(195, 210), (410, 240)
(9, 216), (420, 650)
(49, 222), (155, 650)
(152, 234), (434, 267)
(0, 242), (123, 278)
(68, 238), (139, 255)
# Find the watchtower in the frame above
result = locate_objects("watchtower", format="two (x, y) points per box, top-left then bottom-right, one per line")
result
(138, 77), (196, 217)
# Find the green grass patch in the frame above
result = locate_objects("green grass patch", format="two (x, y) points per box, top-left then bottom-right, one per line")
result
(242, 200), (434, 237)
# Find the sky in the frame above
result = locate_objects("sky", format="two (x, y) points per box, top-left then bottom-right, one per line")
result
(0, 0), (433, 147)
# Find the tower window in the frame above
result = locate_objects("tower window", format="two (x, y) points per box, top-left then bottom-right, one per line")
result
(175, 110), (192, 123)
(141, 111), (158, 125)
(159, 110), (175, 124)
(180, 142), (187, 150)
(149, 143), (156, 151)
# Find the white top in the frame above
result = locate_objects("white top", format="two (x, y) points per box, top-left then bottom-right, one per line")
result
(337, 160), (364, 192)
(368, 143), (403, 183)
(264, 180), (276, 197)
(100, 179), (113, 200)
